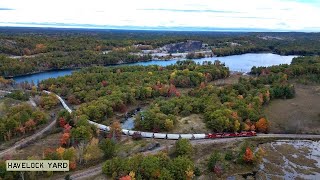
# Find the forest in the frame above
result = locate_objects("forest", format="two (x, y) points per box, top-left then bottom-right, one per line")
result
(251, 56), (320, 84)
(0, 100), (48, 142)
(1, 28), (320, 77)
(38, 59), (297, 134)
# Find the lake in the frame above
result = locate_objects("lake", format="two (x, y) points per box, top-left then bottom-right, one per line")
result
(13, 53), (298, 84)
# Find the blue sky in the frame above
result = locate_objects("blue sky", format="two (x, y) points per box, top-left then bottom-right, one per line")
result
(0, 0), (319, 31)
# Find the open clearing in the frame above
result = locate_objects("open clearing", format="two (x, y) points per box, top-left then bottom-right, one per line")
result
(264, 84), (320, 134)
(173, 114), (210, 133)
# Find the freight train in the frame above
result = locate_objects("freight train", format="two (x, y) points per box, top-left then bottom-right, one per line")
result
(89, 120), (257, 140)
(50, 90), (257, 140)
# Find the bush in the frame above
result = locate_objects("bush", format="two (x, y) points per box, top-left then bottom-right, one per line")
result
(5, 90), (30, 101)
(99, 138), (116, 159)
(208, 151), (222, 172)
(174, 139), (193, 157)
(224, 150), (234, 161)
(194, 167), (201, 176)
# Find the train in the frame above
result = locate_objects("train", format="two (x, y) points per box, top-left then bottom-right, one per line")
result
(89, 120), (257, 140)
(51, 90), (257, 140)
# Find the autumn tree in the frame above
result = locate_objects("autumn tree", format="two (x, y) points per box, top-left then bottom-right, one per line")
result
(60, 133), (70, 146)
(164, 119), (174, 131)
(35, 43), (47, 53)
(23, 48), (31, 56)
(169, 156), (194, 180)
(59, 117), (67, 128)
(25, 119), (36, 132)
(243, 147), (254, 163)
(40, 93), (59, 110)
(255, 118), (269, 133)
(109, 121), (122, 141)
(56, 147), (65, 159)
(83, 138), (103, 163)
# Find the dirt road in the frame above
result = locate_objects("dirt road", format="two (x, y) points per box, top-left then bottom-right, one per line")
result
(0, 118), (57, 158)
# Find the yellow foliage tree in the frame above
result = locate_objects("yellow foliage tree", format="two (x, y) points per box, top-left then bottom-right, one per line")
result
(185, 167), (194, 180)
(56, 147), (65, 159)
(164, 119), (174, 131)
(83, 138), (103, 163)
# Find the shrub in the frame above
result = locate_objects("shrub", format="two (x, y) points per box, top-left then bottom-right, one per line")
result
(99, 138), (116, 159)
(224, 150), (234, 161)
(207, 151), (222, 172)
(174, 139), (193, 157)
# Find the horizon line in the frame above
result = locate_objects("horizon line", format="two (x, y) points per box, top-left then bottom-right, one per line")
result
(0, 24), (319, 33)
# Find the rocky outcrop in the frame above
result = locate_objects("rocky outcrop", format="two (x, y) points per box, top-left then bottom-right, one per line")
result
(162, 40), (202, 53)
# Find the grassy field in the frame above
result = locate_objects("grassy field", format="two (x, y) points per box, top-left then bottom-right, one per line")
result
(264, 83), (320, 134)
(173, 114), (210, 134)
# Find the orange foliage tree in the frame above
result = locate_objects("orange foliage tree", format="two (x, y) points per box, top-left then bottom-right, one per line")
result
(25, 119), (36, 132)
(56, 147), (65, 158)
(119, 175), (131, 180)
(35, 43), (47, 53)
(243, 147), (254, 163)
(255, 118), (269, 133)
(60, 133), (70, 146)
(70, 161), (77, 170)
(109, 121), (122, 141)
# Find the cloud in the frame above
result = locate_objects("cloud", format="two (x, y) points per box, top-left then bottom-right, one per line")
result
(138, 8), (241, 14)
(0, 7), (14, 10)
(0, 0), (320, 31)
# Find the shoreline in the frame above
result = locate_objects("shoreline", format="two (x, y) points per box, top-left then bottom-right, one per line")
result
(5, 52), (298, 79)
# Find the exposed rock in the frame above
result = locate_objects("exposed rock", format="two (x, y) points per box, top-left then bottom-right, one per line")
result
(162, 40), (202, 53)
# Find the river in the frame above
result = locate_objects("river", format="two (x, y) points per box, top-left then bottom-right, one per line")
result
(13, 53), (298, 84)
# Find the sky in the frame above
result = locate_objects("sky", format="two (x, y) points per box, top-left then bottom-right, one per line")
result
(0, 0), (320, 31)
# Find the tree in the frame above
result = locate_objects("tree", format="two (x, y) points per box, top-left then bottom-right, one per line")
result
(40, 93), (59, 110)
(32, 110), (48, 125)
(109, 121), (122, 141)
(63, 147), (76, 162)
(70, 161), (77, 170)
(56, 147), (65, 159)
(243, 147), (254, 163)
(207, 151), (221, 172)
(83, 138), (103, 163)
(254, 147), (265, 163)
(67, 95), (80, 105)
(164, 119), (174, 131)
(60, 133), (70, 146)
(175, 139), (193, 158)
(255, 118), (269, 133)
(169, 156), (194, 180)
(25, 119), (36, 132)
(71, 126), (92, 143)
(119, 175), (131, 180)
(185, 167), (194, 180)
(99, 138), (116, 159)
(59, 117), (67, 128)
(64, 124), (72, 133)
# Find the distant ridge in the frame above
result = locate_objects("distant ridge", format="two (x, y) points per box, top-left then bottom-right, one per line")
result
(0, 22), (311, 32)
